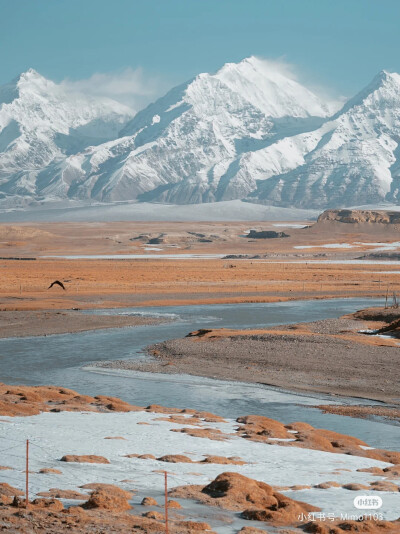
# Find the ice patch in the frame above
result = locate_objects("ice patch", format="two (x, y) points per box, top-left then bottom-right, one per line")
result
(44, 253), (225, 260)
(0, 410), (396, 521)
(273, 223), (308, 228)
(294, 243), (356, 249)
(355, 241), (400, 252)
(257, 260), (400, 265)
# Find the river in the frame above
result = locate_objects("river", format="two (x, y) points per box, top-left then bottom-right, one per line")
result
(1, 297), (399, 450)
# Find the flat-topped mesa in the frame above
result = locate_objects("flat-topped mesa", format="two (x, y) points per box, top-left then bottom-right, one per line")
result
(317, 209), (400, 225)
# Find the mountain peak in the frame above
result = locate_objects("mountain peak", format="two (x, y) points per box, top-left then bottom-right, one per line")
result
(370, 69), (398, 87)
(12, 68), (52, 96)
(335, 69), (400, 118)
(217, 55), (289, 81)
(22, 68), (41, 77)
(214, 56), (331, 118)
(15, 68), (46, 83)
(366, 69), (400, 94)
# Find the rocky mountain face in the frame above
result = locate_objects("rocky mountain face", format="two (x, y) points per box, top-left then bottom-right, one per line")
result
(253, 70), (400, 208)
(0, 69), (134, 203)
(1, 59), (400, 209)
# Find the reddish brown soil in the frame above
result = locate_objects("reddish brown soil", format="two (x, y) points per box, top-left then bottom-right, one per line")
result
(157, 454), (194, 463)
(0, 483), (24, 497)
(170, 471), (320, 525)
(37, 489), (88, 500)
(60, 455), (110, 465)
(168, 500), (182, 509)
(79, 484), (133, 499)
(313, 481), (341, 489)
(170, 472), (400, 532)
(83, 488), (131, 511)
(1, 220), (399, 316)
(303, 519), (400, 533)
(0, 500), (215, 533)
(342, 483), (370, 491)
(141, 496), (158, 506)
(315, 404), (400, 422)
(170, 427), (230, 441)
(0, 383), (143, 417)
(125, 453), (157, 460)
(369, 481), (400, 492)
(39, 468), (62, 475)
(235, 415), (400, 464)
(200, 456), (246, 465)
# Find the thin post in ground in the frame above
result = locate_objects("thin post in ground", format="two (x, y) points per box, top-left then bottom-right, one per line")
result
(164, 471), (169, 534)
(25, 439), (29, 508)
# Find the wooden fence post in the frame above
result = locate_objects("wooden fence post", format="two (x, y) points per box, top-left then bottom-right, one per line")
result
(164, 471), (169, 534)
(25, 439), (29, 508)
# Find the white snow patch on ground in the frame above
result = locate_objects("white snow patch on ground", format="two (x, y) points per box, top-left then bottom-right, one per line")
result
(293, 241), (400, 251)
(355, 241), (400, 252)
(258, 260), (400, 265)
(0, 410), (398, 520)
(273, 223), (308, 228)
(294, 243), (357, 249)
(43, 253), (225, 260)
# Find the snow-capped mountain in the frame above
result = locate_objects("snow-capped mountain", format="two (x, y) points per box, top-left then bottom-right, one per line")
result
(252, 70), (400, 207)
(0, 69), (134, 200)
(1, 59), (400, 209)
(47, 56), (334, 203)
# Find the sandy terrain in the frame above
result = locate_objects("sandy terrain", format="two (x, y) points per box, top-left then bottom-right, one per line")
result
(0, 257), (392, 312)
(0, 215), (400, 327)
(315, 404), (400, 421)
(97, 310), (400, 406)
(0, 310), (164, 338)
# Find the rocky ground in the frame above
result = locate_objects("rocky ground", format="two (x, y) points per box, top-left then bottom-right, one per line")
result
(0, 310), (164, 338)
(97, 310), (400, 406)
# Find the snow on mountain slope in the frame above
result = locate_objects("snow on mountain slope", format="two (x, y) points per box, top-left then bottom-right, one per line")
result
(214, 57), (334, 118)
(51, 57), (332, 203)
(0, 69), (134, 198)
(2, 60), (400, 210)
(253, 70), (400, 208)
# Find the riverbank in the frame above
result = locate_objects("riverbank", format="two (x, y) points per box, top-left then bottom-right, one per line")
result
(0, 310), (164, 338)
(96, 310), (400, 407)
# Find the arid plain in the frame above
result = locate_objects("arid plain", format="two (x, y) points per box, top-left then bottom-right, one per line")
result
(1, 215), (399, 317)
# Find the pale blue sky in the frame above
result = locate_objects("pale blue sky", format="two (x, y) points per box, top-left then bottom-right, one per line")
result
(1, 0), (399, 102)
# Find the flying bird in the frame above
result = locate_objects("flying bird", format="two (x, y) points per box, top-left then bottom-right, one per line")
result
(48, 280), (66, 290)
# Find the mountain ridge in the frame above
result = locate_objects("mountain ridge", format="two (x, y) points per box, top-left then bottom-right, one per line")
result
(0, 58), (400, 209)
